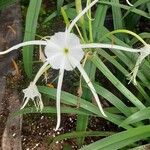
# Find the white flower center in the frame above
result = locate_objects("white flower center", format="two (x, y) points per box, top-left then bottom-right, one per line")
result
(64, 48), (69, 54)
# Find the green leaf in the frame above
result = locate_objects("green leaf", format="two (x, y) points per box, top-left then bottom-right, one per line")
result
(97, 49), (150, 104)
(38, 86), (131, 129)
(93, 83), (132, 117)
(10, 106), (94, 118)
(121, 107), (150, 126)
(57, 0), (64, 14)
(147, 2), (150, 13)
(92, 1), (108, 41)
(99, 26), (150, 90)
(92, 54), (146, 110)
(49, 131), (115, 145)
(76, 60), (96, 147)
(111, 0), (124, 35)
(23, 0), (42, 77)
(0, 0), (16, 10)
(99, 1), (150, 19)
(80, 125), (150, 150)
(123, 0), (150, 19)
(43, 2), (74, 23)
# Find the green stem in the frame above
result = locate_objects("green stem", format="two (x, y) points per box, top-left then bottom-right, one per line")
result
(87, 0), (93, 42)
(75, 0), (88, 41)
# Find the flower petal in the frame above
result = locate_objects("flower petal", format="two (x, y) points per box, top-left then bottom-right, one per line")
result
(33, 61), (50, 84)
(69, 56), (107, 117)
(44, 40), (62, 56)
(21, 97), (30, 109)
(128, 44), (150, 85)
(50, 32), (68, 48)
(47, 53), (64, 70)
(0, 40), (47, 55)
(55, 60), (65, 131)
(126, 0), (133, 6)
(67, 0), (98, 32)
(81, 43), (141, 52)
(66, 32), (81, 48)
(21, 83), (43, 111)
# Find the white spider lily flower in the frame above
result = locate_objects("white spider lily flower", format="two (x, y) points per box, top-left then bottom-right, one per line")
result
(21, 82), (43, 111)
(129, 44), (150, 85)
(21, 61), (50, 111)
(44, 31), (107, 131)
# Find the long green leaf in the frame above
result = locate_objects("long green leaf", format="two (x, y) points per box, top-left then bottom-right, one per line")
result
(92, 0), (108, 41)
(0, 0), (16, 10)
(121, 107), (150, 126)
(10, 106), (94, 117)
(111, 0), (124, 34)
(38, 86), (131, 129)
(76, 61), (96, 146)
(97, 49), (150, 103)
(23, 0), (42, 77)
(93, 83), (132, 116)
(44, 2), (74, 23)
(99, 1), (150, 19)
(50, 131), (114, 145)
(99, 26), (150, 87)
(123, 0), (149, 19)
(57, 0), (64, 14)
(92, 54), (146, 110)
(80, 125), (150, 150)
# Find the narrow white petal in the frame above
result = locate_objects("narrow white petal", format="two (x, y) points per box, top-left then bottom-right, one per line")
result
(0, 40), (47, 55)
(67, 0), (98, 33)
(33, 61), (49, 84)
(81, 43), (141, 52)
(21, 98), (29, 109)
(55, 63), (65, 131)
(39, 95), (44, 111)
(126, 0), (133, 6)
(70, 56), (107, 117)
(128, 44), (150, 85)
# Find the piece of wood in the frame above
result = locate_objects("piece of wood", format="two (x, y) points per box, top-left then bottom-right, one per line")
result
(0, 1), (22, 149)
(2, 91), (22, 150)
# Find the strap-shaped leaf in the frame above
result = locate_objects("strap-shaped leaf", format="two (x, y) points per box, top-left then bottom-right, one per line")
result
(0, 0), (16, 10)
(80, 125), (150, 150)
(121, 107), (150, 126)
(23, 0), (42, 77)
